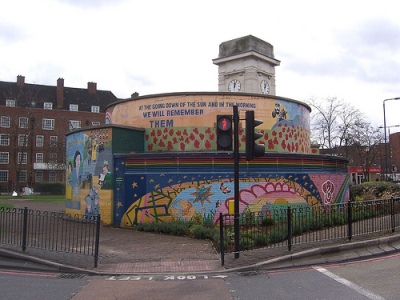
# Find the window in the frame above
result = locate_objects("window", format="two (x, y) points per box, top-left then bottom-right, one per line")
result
(1, 116), (10, 128)
(36, 135), (44, 147)
(18, 170), (27, 182)
(19, 117), (29, 128)
(44, 102), (53, 110)
(49, 171), (56, 182)
(0, 170), (8, 182)
(18, 152), (27, 164)
(92, 121), (100, 126)
(42, 118), (54, 130)
(35, 171), (43, 182)
(18, 134), (28, 146)
(6, 99), (15, 107)
(91, 105), (100, 113)
(50, 136), (58, 147)
(0, 134), (10, 146)
(36, 153), (43, 163)
(0, 152), (9, 164)
(49, 153), (57, 163)
(69, 120), (81, 130)
(69, 104), (78, 111)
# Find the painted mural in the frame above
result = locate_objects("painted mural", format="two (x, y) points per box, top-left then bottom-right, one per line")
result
(105, 94), (311, 154)
(114, 156), (349, 227)
(66, 128), (114, 224)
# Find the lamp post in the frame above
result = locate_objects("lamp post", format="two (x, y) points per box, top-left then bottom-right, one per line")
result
(383, 97), (400, 180)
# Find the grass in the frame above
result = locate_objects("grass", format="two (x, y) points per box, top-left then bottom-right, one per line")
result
(0, 195), (66, 209)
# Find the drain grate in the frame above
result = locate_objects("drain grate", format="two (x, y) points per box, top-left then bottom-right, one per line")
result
(58, 273), (85, 279)
(238, 271), (259, 276)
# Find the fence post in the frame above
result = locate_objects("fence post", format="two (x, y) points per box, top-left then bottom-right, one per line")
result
(94, 214), (101, 268)
(219, 213), (224, 266)
(391, 196), (395, 233)
(22, 207), (28, 251)
(287, 206), (292, 251)
(347, 197), (353, 241)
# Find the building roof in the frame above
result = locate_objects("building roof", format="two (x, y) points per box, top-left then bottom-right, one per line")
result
(0, 76), (118, 112)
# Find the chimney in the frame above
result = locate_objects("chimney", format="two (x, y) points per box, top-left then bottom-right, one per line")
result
(16, 75), (25, 88)
(131, 92), (139, 98)
(57, 78), (64, 109)
(88, 82), (97, 94)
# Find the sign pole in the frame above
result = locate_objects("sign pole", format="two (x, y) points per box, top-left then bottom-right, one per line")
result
(233, 105), (240, 258)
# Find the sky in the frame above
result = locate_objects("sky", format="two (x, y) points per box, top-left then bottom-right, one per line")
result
(1, 0), (400, 132)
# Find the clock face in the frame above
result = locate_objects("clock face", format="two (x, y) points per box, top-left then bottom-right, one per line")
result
(228, 79), (241, 92)
(260, 80), (269, 95)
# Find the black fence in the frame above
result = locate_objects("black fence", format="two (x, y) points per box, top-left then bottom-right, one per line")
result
(0, 207), (100, 268)
(219, 197), (400, 264)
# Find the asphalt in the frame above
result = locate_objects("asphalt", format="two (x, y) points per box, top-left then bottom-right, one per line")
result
(1, 199), (400, 275)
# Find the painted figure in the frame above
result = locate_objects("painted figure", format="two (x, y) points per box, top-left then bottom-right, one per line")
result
(71, 150), (82, 201)
(84, 186), (100, 220)
(98, 162), (112, 189)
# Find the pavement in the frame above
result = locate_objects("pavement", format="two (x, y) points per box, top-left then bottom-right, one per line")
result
(1, 199), (400, 275)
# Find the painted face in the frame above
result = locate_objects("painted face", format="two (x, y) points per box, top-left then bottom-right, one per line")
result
(75, 154), (81, 168)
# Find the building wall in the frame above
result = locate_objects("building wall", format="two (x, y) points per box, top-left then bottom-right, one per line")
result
(106, 93), (311, 154)
(65, 126), (145, 225)
(0, 106), (105, 192)
(113, 154), (349, 227)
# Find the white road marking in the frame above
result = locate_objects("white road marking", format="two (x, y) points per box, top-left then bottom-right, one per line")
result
(313, 266), (386, 300)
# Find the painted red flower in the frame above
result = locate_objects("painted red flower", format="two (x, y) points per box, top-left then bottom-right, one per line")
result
(205, 140), (211, 149)
(176, 130), (182, 136)
(194, 140), (200, 148)
(209, 133), (215, 140)
(189, 133), (195, 141)
(169, 129), (174, 136)
(157, 129), (162, 136)
(199, 133), (205, 140)
(147, 144), (153, 151)
(180, 142), (185, 151)
(268, 139), (274, 149)
(193, 128), (199, 134)
(167, 141), (173, 150)
(173, 137), (178, 144)
(145, 134), (150, 141)
(151, 130), (156, 137)
(158, 139), (165, 147)
(153, 137), (158, 144)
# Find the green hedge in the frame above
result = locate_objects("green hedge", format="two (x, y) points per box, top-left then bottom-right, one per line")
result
(34, 182), (65, 195)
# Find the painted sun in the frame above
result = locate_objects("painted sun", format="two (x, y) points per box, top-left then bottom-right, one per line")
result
(191, 184), (214, 206)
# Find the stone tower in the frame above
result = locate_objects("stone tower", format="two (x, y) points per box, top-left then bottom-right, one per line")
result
(213, 35), (280, 95)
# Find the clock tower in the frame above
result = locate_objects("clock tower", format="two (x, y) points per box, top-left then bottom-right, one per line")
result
(212, 35), (280, 95)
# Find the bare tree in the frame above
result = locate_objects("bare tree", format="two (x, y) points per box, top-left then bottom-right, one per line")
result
(307, 97), (362, 149)
(349, 119), (383, 181)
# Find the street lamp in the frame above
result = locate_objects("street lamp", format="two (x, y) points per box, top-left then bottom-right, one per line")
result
(383, 97), (400, 180)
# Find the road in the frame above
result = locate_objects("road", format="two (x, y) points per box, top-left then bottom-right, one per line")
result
(1, 253), (399, 299)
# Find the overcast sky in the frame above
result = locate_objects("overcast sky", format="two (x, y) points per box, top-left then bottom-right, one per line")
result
(1, 0), (400, 131)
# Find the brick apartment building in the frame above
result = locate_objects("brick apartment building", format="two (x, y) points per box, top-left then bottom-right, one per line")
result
(0, 75), (118, 193)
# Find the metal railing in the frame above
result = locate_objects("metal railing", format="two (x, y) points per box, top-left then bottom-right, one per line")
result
(0, 207), (100, 268)
(219, 197), (400, 264)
